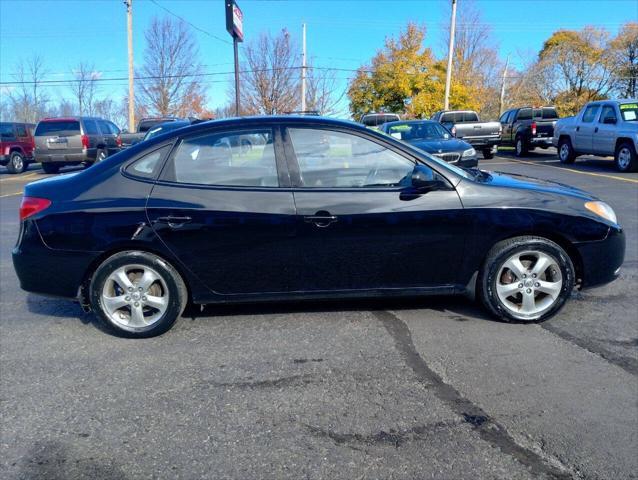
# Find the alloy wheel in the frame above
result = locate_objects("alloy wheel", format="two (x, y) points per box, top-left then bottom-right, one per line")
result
(101, 264), (169, 328)
(617, 147), (631, 170)
(495, 250), (563, 319)
(559, 144), (570, 161)
(11, 154), (24, 172)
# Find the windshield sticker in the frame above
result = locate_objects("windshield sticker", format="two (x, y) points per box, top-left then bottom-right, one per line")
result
(619, 103), (637, 110)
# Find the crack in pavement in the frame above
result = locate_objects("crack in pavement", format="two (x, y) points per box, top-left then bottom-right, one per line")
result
(541, 324), (638, 376)
(372, 310), (574, 480)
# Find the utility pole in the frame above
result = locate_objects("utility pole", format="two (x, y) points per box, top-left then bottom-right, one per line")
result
(443, 0), (457, 111)
(301, 23), (307, 112)
(499, 55), (510, 115)
(125, 0), (135, 131)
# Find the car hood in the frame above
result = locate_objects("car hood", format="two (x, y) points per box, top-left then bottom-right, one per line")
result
(407, 138), (471, 153)
(480, 171), (596, 201)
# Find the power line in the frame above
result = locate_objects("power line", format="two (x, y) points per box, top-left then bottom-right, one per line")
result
(148, 0), (231, 45)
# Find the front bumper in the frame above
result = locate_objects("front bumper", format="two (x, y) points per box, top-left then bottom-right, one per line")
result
(575, 226), (625, 288)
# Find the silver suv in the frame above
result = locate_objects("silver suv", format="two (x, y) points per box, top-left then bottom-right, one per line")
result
(553, 100), (638, 172)
(34, 117), (121, 174)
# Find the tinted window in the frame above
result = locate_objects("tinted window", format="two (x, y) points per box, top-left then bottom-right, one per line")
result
(15, 124), (28, 137)
(499, 111), (510, 123)
(542, 108), (559, 119)
(517, 108), (532, 120)
(463, 112), (479, 122)
(107, 122), (121, 134)
(138, 119), (171, 133)
(0, 123), (15, 139)
(289, 128), (414, 188)
(362, 114), (400, 127)
(35, 121), (81, 137)
(582, 105), (600, 123)
(170, 129), (278, 187)
(440, 112), (457, 123)
(126, 145), (170, 179)
(599, 106), (617, 123)
(84, 119), (99, 135)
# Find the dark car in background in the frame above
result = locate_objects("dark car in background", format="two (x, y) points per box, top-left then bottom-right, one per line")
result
(34, 117), (121, 173)
(499, 106), (559, 156)
(120, 117), (183, 147)
(0, 122), (35, 174)
(361, 113), (401, 129)
(378, 120), (478, 167)
(431, 110), (501, 159)
(12, 116), (624, 338)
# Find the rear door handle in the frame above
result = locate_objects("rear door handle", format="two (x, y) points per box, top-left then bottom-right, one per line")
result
(304, 214), (338, 228)
(594, 127), (599, 133)
(156, 216), (192, 228)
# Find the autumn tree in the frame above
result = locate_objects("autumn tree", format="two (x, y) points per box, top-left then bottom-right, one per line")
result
(137, 17), (208, 117)
(611, 22), (638, 98)
(348, 23), (476, 120)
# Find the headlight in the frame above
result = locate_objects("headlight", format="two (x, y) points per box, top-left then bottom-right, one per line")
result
(462, 148), (476, 157)
(585, 201), (617, 224)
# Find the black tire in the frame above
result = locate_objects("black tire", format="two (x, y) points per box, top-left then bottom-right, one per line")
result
(6, 151), (26, 174)
(557, 138), (576, 164)
(514, 136), (527, 157)
(478, 236), (575, 323)
(614, 142), (637, 172)
(482, 148), (495, 160)
(41, 162), (60, 174)
(89, 251), (187, 338)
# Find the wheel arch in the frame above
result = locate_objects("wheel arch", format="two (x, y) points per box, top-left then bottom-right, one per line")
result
(614, 137), (635, 152)
(9, 146), (25, 155)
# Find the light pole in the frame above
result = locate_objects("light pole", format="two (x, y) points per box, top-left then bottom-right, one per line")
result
(443, 0), (457, 111)
(125, 0), (135, 131)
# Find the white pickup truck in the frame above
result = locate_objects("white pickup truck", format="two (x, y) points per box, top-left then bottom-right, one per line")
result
(553, 99), (638, 172)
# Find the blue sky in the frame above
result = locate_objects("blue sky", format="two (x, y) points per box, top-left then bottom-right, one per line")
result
(1, 0), (636, 119)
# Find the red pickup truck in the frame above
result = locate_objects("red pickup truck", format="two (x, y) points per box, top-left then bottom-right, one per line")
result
(0, 122), (36, 173)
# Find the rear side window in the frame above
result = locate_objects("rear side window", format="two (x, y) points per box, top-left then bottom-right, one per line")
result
(167, 129), (278, 187)
(126, 145), (171, 179)
(582, 105), (600, 123)
(35, 121), (81, 137)
(84, 119), (99, 135)
(0, 123), (15, 139)
(107, 121), (121, 134)
(517, 108), (532, 120)
(15, 124), (28, 137)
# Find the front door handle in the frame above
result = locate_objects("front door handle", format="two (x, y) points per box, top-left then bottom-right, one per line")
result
(156, 216), (193, 228)
(594, 127), (599, 133)
(576, 126), (580, 132)
(304, 213), (338, 228)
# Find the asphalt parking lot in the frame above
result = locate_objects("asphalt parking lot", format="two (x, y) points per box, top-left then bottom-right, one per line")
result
(1, 148), (637, 479)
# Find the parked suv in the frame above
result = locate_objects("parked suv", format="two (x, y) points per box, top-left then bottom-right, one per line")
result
(431, 110), (501, 159)
(0, 122), (35, 174)
(34, 117), (121, 174)
(553, 100), (638, 172)
(499, 106), (559, 156)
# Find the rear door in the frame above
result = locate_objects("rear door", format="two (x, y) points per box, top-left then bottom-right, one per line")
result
(146, 125), (298, 296)
(282, 125), (466, 292)
(97, 119), (120, 154)
(34, 119), (83, 156)
(593, 104), (618, 155)
(574, 104), (600, 152)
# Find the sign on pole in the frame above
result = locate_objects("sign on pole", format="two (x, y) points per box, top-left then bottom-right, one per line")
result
(225, 0), (243, 115)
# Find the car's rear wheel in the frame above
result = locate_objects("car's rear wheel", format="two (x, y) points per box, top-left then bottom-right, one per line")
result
(482, 148), (495, 159)
(89, 251), (187, 338)
(557, 138), (576, 164)
(479, 236), (574, 323)
(514, 136), (527, 157)
(615, 142), (637, 172)
(6, 152), (26, 174)
(41, 163), (60, 174)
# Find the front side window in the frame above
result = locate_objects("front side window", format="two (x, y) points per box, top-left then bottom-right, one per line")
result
(288, 128), (414, 188)
(169, 129), (278, 187)
(499, 111), (510, 123)
(582, 105), (600, 123)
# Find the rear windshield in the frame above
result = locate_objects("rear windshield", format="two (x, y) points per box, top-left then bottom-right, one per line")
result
(362, 114), (400, 127)
(138, 119), (172, 133)
(35, 120), (81, 136)
(541, 107), (558, 119)
(440, 112), (478, 123)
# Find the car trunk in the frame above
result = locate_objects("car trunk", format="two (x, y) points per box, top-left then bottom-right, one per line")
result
(35, 120), (83, 155)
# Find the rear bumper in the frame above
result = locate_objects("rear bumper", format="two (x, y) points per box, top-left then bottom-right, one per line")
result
(462, 137), (501, 148)
(530, 137), (554, 147)
(12, 220), (96, 299)
(35, 148), (95, 163)
(576, 226), (625, 288)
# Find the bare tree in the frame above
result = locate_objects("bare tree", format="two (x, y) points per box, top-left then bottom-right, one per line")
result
(137, 17), (207, 117)
(305, 66), (345, 116)
(239, 29), (300, 115)
(611, 22), (638, 98)
(70, 62), (100, 115)
(94, 97), (128, 129)
(7, 55), (50, 122)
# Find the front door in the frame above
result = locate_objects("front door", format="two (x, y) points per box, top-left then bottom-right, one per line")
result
(282, 126), (466, 292)
(574, 104), (600, 152)
(147, 126), (297, 296)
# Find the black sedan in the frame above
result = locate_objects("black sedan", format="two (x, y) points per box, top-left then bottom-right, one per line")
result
(379, 120), (478, 168)
(13, 116), (624, 337)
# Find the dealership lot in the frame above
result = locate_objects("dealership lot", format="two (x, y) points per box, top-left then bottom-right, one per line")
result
(1, 149), (636, 479)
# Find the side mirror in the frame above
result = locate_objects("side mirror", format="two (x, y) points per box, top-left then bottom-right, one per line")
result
(411, 165), (442, 191)
(603, 116), (616, 124)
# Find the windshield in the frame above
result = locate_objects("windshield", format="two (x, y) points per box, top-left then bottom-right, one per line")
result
(387, 122), (450, 141)
(619, 103), (638, 121)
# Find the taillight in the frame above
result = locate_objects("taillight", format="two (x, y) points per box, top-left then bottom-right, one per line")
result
(81, 134), (90, 149)
(116, 135), (122, 148)
(19, 196), (51, 221)
(531, 121), (537, 136)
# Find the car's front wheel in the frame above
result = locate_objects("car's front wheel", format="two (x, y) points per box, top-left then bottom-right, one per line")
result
(479, 236), (575, 323)
(89, 251), (187, 337)
(557, 138), (576, 164)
